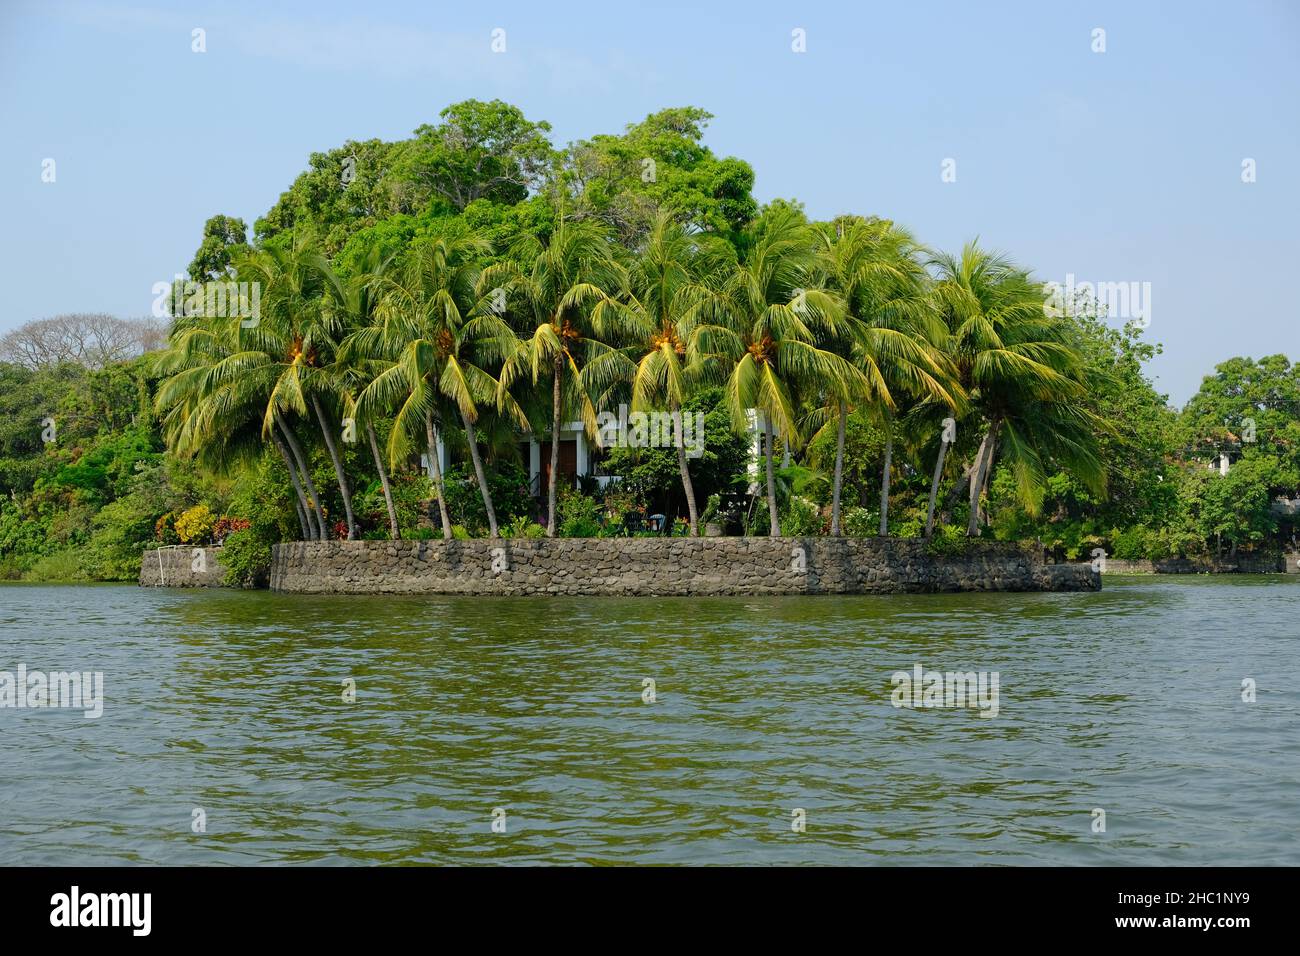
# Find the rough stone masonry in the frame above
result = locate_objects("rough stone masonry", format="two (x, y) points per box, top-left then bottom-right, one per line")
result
(138, 546), (227, 587)
(262, 537), (1098, 596)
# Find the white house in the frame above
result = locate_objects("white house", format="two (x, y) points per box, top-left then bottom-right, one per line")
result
(520, 420), (617, 494)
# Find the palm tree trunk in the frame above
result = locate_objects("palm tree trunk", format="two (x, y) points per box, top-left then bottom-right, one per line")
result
(764, 415), (781, 536)
(367, 423), (400, 540)
(830, 402), (847, 536)
(460, 409), (499, 538)
(672, 399), (699, 537)
(547, 355), (562, 537)
(272, 429), (311, 540)
(967, 422), (999, 537)
(879, 429), (894, 537)
(425, 412), (452, 540)
(966, 432), (991, 536)
(290, 495), (309, 539)
(277, 413), (327, 538)
(924, 435), (950, 539)
(938, 461), (973, 526)
(311, 394), (356, 540)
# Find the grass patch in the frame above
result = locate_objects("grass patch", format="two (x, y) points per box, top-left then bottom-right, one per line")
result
(21, 549), (89, 582)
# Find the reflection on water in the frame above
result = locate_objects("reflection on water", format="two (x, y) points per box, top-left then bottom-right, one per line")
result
(0, 576), (1297, 864)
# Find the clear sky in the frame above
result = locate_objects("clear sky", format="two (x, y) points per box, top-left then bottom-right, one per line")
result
(1, 0), (1296, 404)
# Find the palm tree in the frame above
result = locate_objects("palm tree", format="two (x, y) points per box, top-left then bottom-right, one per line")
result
(320, 249), (403, 539)
(239, 234), (359, 539)
(822, 219), (957, 536)
(583, 212), (734, 536)
(153, 294), (327, 540)
(348, 229), (526, 538)
(484, 218), (631, 536)
(930, 242), (1106, 535)
(687, 205), (866, 536)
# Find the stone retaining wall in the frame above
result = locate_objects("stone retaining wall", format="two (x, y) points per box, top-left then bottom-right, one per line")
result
(269, 538), (1099, 596)
(139, 547), (227, 587)
(1089, 554), (1290, 574)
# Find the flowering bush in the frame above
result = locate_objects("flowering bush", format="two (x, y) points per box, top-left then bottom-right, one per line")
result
(212, 515), (250, 544)
(174, 504), (216, 544)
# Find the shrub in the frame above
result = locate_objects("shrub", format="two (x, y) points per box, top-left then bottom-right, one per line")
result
(174, 504), (216, 544)
(226, 451), (302, 544)
(443, 461), (532, 533)
(220, 528), (272, 587)
(841, 506), (876, 537)
(924, 524), (970, 556)
(558, 489), (603, 538)
(781, 495), (824, 535)
(503, 514), (546, 538)
(390, 473), (433, 535)
(154, 512), (179, 544)
(1110, 526), (1140, 560)
(894, 513), (926, 539)
(83, 495), (156, 580)
(22, 549), (87, 582)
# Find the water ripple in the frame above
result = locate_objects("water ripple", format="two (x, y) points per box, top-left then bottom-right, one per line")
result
(0, 576), (1297, 864)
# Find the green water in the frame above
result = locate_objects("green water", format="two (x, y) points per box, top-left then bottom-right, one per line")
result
(1, 576), (1296, 865)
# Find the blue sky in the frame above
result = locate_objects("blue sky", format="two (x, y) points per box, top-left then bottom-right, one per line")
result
(1, 0), (1296, 404)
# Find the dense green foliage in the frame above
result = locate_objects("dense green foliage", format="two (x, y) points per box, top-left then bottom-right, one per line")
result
(2, 100), (1295, 581)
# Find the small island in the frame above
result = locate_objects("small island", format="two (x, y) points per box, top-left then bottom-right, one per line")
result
(2, 103), (1296, 592)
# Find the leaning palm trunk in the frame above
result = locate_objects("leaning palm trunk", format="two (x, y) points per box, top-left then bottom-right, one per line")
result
(879, 428), (894, 537)
(271, 429), (312, 540)
(672, 399), (699, 536)
(290, 495), (309, 540)
(967, 422), (999, 537)
(276, 412), (328, 538)
(938, 457), (977, 527)
(275, 420), (320, 539)
(547, 355), (562, 537)
(764, 415), (781, 536)
(366, 423), (400, 540)
(424, 412), (453, 540)
(924, 435), (950, 538)
(830, 402), (847, 536)
(459, 409), (499, 538)
(965, 432), (991, 536)
(311, 395), (356, 540)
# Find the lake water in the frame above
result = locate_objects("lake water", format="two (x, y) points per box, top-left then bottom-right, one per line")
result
(1, 576), (1296, 865)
